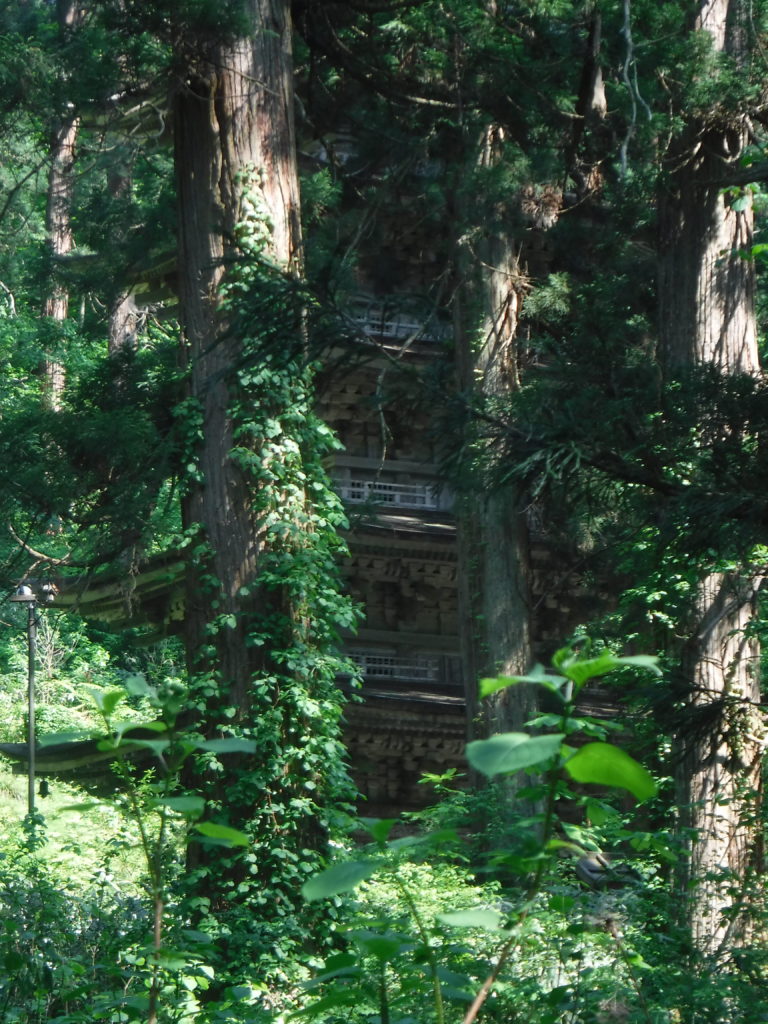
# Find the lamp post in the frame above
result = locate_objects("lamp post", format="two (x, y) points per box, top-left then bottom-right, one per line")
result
(10, 585), (37, 818)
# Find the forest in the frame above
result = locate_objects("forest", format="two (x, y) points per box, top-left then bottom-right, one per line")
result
(0, 0), (767, 1021)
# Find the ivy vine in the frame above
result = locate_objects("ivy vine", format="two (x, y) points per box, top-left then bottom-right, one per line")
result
(178, 167), (362, 970)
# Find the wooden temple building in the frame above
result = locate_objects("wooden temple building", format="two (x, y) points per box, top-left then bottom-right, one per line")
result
(0, 316), (599, 814)
(0, 141), (604, 816)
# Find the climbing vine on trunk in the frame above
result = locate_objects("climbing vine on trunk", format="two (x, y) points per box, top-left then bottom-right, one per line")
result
(179, 169), (361, 967)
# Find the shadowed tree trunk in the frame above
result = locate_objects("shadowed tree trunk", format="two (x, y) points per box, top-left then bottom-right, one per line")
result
(41, 0), (81, 409)
(658, 0), (764, 958)
(455, 124), (534, 746)
(172, 2), (355, 930)
(107, 162), (140, 354)
(174, 0), (301, 703)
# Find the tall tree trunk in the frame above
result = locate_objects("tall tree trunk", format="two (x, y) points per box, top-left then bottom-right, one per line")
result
(675, 573), (763, 954)
(107, 165), (139, 354)
(42, 0), (80, 409)
(455, 125), (534, 745)
(173, 2), (353, 937)
(42, 116), (78, 345)
(658, 0), (764, 958)
(108, 290), (139, 354)
(174, 0), (301, 701)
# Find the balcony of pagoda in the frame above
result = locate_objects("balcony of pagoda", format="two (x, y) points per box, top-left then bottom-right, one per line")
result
(343, 295), (451, 357)
(332, 456), (453, 516)
(343, 646), (463, 701)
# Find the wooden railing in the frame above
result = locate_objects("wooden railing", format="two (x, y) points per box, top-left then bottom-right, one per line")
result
(333, 477), (439, 510)
(346, 650), (463, 689)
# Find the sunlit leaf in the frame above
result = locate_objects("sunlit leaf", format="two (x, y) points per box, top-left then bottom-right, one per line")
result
(153, 795), (206, 818)
(194, 822), (250, 846)
(387, 827), (458, 851)
(611, 654), (661, 674)
(288, 990), (360, 1019)
(548, 894), (576, 913)
(107, 738), (169, 756)
(121, 672), (151, 697)
(557, 651), (661, 690)
(358, 817), (397, 843)
(564, 742), (656, 801)
(585, 798), (619, 826)
(545, 838), (589, 857)
(351, 930), (407, 960)
(466, 732), (564, 777)
(480, 668), (567, 699)
(197, 738), (258, 754)
(39, 730), (93, 746)
(563, 652), (615, 688)
(302, 860), (378, 901)
(88, 687), (125, 717)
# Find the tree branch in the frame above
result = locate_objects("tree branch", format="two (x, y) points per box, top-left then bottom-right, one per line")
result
(9, 525), (71, 567)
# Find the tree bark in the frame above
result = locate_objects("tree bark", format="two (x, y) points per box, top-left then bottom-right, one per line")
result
(42, 92), (79, 406)
(41, 0), (84, 408)
(658, 0), (764, 957)
(658, 140), (757, 373)
(107, 165), (139, 354)
(676, 572), (763, 954)
(171, 3), (357, 930)
(174, 0), (301, 705)
(455, 125), (534, 744)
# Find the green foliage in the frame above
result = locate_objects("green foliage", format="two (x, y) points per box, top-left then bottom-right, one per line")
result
(0, 341), (182, 566)
(166, 167), (362, 983)
(299, 646), (662, 1023)
(467, 648), (659, 806)
(0, 612), (123, 742)
(0, 1), (766, 1020)
(294, 642), (768, 1023)
(0, 768), (152, 1024)
(0, 634), (761, 1023)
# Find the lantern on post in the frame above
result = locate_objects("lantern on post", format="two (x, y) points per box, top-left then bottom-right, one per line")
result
(9, 582), (55, 819)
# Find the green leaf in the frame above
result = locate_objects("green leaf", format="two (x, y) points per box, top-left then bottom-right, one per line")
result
(387, 828), (458, 851)
(197, 738), (258, 754)
(193, 822), (250, 846)
(559, 650), (619, 689)
(466, 732), (564, 777)
(611, 654), (661, 674)
(88, 687), (125, 717)
(437, 908), (507, 931)
(181, 929), (214, 945)
(557, 651), (660, 690)
(546, 838), (589, 857)
(351, 931), (407, 960)
(4, 951), (24, 971)
(302, 860), (379, 901)
(548, 894), (576, 913)
(304, 953), (360, 989)
(480, 668), (567, 699)
(108, 738), (170, 757)
(564, 742), (657, 801)
(126, 720), (169, 734)
(288, 990), (360, 1019)
(39, 730), (94, 746)
(359, 817), (397, 843)
(121, 672), (151, 697)
(153, 795), (206, 818)
(585, 798), (618, 826)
